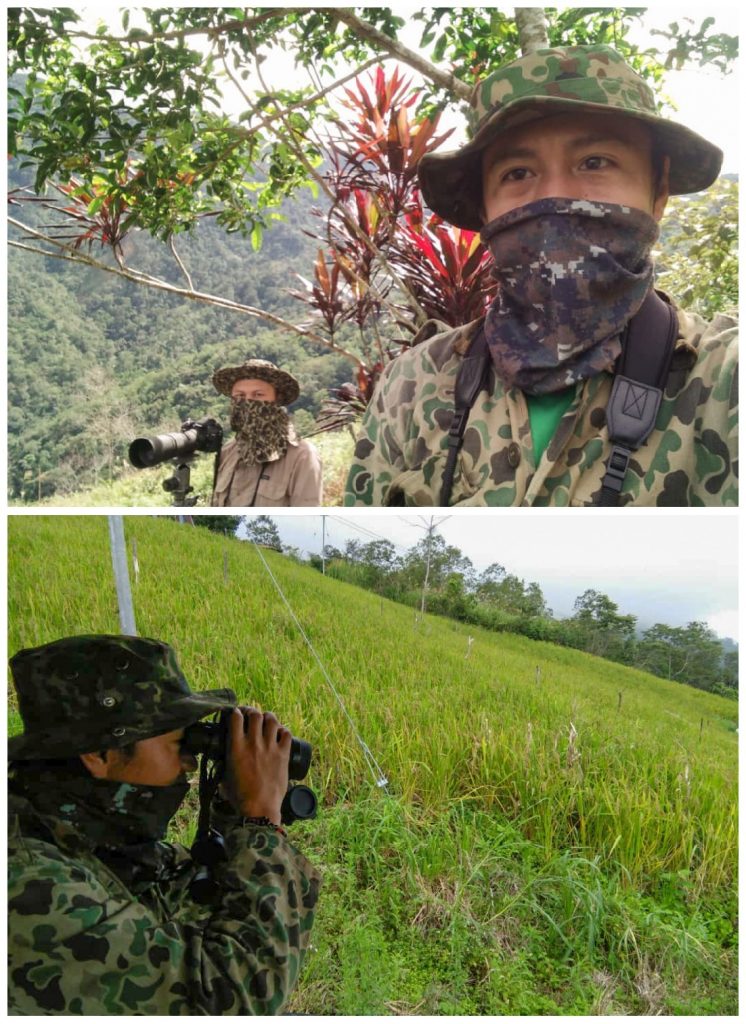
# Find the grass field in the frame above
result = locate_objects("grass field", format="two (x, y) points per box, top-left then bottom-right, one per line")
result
(7, 515), (738, 1014)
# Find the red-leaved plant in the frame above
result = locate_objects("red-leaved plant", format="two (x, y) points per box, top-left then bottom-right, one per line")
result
(292, 65), (497, 433)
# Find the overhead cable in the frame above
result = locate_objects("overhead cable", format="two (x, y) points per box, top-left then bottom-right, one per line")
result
(251, 542), (389, 792)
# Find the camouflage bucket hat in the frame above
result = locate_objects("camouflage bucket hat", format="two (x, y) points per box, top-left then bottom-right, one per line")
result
(212, 358), (300, 406)
(8, 635), (237, 761)
(418, 44), (723, 230)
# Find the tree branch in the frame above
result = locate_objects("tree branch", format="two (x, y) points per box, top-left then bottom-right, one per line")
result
(332, 10), (472, 101)
(8, 219), (364, 367)
(514, 8), (550, 54)
(169, 236), (194, 291)
(67, 9), (294, 46)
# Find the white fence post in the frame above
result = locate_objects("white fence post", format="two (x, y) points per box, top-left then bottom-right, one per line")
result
(108, 516), (137, 635)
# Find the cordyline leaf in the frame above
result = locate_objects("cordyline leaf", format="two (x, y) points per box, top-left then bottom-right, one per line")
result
(461, 236), (487, 277)
(408, 117), (438, 167)
(405, 230), (449, 277)
(396, 107), (411, 151)
(387, 116), (404, 175)
(315, 249), (331, 295)
(356, 80), (374, 119)
(375, 64), (386, 106)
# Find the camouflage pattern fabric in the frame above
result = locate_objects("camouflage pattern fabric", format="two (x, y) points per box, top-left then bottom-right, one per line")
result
(344, 298), (738, 507)
(9, 634), (236, 760)
(213, 358), (300, 406)
(8, 785), (321, 1014)
(481, 198), (657, 394)
(230, 398), (291, 463)
(419, 45), (723, 230)
(11, 765), (190, 846)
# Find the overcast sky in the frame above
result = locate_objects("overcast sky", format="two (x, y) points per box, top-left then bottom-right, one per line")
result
(241, 512), (739, 641)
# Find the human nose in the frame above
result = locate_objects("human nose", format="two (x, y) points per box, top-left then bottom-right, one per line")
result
(533, 168), (576, 202)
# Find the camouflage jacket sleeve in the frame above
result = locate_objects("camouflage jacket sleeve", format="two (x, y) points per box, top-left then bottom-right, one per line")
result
(8, 820), (321, 1015)
(345, 319), (471, 506)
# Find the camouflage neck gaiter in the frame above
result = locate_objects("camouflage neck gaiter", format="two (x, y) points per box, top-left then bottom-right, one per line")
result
(230, 398), (291, 464)
(10, 766), (189, 891)
(480, 197), (659, 395)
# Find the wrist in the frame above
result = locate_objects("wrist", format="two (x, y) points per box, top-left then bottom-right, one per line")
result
(241, 815), (287, 837)
(238, 800), (282, 823)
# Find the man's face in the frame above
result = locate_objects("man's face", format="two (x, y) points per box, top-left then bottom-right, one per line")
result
(481, 111), (669, 223)
(81, 728), (198, 787)
(231, 377), (277, 403)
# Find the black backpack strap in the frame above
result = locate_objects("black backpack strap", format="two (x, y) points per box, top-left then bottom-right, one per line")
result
(439, 325), (491, 506)
(597, 290), (679, 506)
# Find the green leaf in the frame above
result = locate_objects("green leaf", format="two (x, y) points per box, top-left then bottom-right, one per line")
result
(250, 221), (263, 251)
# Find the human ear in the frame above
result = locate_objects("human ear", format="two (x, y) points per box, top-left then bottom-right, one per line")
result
(80, 750), (110, 779)
(652, 155), (670, 221)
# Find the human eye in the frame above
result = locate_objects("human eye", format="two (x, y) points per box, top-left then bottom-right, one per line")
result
(580, 154), (614, 171)
(501, 165), (533, 182)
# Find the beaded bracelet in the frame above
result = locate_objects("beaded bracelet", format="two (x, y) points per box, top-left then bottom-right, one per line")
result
(241, 815), (287, 837)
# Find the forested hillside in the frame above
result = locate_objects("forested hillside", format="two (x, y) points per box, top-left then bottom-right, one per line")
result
(9, 157), (358, 500)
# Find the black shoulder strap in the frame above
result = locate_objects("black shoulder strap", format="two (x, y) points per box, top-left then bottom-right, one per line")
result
(440, 292), (678, 508)
(597, 290), (679, 506)
(439, 325), (490, 506)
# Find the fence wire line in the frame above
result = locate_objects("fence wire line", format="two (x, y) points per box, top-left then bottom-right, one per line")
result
(250, 542), (389, 791)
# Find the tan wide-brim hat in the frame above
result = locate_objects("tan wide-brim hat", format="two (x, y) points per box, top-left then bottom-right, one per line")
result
(212, 358), (300, 406)
(418, 44), (723, 231)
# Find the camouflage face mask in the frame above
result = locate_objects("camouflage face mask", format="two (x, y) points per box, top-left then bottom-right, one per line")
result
(480, 197), (659, 395)
(10, 765), (190, 891)
(230, 398), (290, 464)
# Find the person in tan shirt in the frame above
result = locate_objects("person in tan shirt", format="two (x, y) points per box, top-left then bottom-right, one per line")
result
(211, 358), (322, 507)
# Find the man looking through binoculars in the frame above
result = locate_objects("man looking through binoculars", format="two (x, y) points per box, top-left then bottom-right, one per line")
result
(8, 634), (321, 1016)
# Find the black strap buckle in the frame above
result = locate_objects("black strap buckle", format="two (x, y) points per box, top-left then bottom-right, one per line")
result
(446, 409), (469, 448)
(601, 443), (632, 494)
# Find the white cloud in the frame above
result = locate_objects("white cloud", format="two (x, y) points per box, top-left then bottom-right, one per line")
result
(706, 609), (740, 641)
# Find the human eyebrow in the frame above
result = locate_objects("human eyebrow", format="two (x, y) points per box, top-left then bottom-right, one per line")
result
(487, 145), (538, 170)
(568, 133), (630, 150)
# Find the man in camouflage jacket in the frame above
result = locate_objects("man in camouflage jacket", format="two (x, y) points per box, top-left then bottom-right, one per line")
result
(8, 635), (321, 1015)
(345, 45), (737, 506)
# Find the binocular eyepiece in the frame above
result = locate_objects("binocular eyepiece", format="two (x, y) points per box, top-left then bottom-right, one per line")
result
(182, 714), (312, 781)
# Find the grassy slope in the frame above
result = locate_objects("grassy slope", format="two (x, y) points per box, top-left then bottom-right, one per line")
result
(8, 516), (738, 1014)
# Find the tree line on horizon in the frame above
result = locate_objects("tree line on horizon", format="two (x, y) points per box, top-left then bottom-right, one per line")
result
(193, 515), (738, 698)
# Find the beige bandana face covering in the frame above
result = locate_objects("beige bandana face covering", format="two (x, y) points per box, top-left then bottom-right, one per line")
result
(230, 398), (291, 463)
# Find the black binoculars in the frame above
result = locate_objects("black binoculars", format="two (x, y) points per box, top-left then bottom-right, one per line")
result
(182, 710), (317, 826)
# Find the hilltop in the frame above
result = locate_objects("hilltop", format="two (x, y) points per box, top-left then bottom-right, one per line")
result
(7, 516), (738, 1014)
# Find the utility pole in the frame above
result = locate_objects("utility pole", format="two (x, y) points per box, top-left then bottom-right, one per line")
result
(417, 515), (449, 618)
(322, 514), (326, 575)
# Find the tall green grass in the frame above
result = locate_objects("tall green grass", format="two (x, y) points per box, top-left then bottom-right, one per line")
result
(7, 515), (738, 1013)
